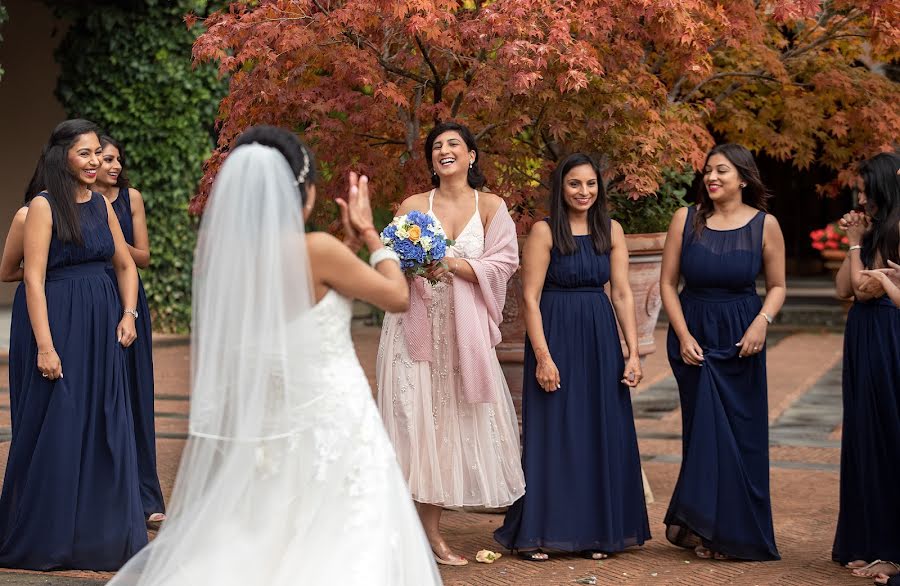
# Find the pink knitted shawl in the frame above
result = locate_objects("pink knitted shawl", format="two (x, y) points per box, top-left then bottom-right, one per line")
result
(403, 204), (519, 403)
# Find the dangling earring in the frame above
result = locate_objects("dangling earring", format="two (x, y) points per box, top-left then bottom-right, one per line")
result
(432, 169), (437, 177)
(740, 183), (747, 188)
(469, 161), (474, 169)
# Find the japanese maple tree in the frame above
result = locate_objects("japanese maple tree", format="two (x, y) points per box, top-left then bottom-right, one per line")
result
(190, 0), (900, 223)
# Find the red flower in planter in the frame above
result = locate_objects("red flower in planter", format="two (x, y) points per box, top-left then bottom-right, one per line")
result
(809, 222), (849, 252)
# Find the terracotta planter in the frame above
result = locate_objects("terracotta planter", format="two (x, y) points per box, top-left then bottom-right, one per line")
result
(820, 248), (847, 276)
(497, 232), (667, 423)
(622, 232), (667, 357)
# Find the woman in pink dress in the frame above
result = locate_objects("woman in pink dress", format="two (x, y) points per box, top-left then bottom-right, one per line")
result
(377, 121), (525, 567)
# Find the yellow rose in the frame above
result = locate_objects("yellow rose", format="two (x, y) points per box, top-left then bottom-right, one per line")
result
(407, 225), (422, 242)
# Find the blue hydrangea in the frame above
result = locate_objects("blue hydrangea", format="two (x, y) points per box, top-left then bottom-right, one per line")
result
(407, 210), (431, 229)
(430, 238), (446, 261)
(394, 239), (426, 264)
(381, 224), (397, 240)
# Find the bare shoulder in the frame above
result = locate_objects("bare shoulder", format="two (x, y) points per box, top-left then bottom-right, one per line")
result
(397, 192), (430, 215)
(14, 206), (29, 223)
(306, 231), (340, 257)
(478, 191), (505, 214)
(763, 213), (781, 229)
(526, 218), (552, 248)
(610, 218), (625, 237)
(672, 206), (689, 221)
(127, 188), (145, 205)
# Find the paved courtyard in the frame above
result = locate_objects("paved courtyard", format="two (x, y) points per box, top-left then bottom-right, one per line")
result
(0, 324), (869, 585)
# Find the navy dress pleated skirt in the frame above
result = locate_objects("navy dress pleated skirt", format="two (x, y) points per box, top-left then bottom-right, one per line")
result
(106, 187), (164, 517)
(0, 193), (147, 570)
(664, 206), (780, 561)
(832, 294), (900, 564)
(495, 226), (650, 553)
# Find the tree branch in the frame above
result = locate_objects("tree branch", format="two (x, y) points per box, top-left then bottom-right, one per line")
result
(415, 35), (443, 104)
(680, 70), (778, 102)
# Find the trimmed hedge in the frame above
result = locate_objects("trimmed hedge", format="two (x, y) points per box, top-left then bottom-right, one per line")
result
(53, 0), (226, 331)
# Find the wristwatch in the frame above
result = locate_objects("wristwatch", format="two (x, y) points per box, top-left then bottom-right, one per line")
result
(123, 308), (138, 319)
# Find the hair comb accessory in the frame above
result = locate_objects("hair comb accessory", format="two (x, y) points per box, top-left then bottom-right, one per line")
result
(294, 147), (310, 187)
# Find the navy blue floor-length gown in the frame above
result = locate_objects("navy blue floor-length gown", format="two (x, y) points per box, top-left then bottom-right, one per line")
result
(106, 186), (164, 518)
(664, 206), (780, 561)
(0, 192), (147, 570)
(495, 226), (650, 553)
(832, 293), (900, 564)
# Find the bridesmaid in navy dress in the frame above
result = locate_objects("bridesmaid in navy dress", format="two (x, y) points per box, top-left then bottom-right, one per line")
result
(660, 143), (785, 561)
(96, 135), (166, 526)
(495, 153), (650, 561)
(0, 119), (146, 570)
(832, 152), (900, 579)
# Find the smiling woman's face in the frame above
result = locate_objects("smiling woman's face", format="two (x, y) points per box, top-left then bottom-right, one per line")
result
(703, 153), (742, 202)
(67, 132), (102, 188)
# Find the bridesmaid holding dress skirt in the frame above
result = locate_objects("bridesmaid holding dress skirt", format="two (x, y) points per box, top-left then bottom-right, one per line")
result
(660, 143), (785, 562)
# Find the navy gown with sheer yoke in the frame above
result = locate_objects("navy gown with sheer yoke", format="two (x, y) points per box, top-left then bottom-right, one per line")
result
(495, 222), (650, 554)
(664, 205), (780, 561)
(0, 192), (147, 570)
(106, 186), (164, 518)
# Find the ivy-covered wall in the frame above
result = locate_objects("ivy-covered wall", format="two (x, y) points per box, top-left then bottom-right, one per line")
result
(53, 0), (226, 332)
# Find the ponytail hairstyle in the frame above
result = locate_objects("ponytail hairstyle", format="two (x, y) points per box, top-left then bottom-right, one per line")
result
(858, 151), (900, 268)
(234, 125), (316, 204)
(424, 121), (486, 190)
(693, 143), (769, 235)
(548, 153), (611, 255)
(24, 119), (100, 245)
(99, 135), (131, 189)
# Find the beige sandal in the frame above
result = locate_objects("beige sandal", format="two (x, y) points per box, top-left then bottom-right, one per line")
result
(851, 560), (900, 578)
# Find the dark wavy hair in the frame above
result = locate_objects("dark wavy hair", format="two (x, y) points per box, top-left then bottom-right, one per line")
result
(99, 135), (131, 189)
(694, 143), (769, 235)
(859, 151), (900, 268)
(234, 125), (316, 204)
(24, 119), (100, 244)
(424, 121), (486, 190)
(548, 153), (610, 255)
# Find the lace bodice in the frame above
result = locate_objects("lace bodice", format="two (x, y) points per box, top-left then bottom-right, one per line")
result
(427, 189), (484, 260)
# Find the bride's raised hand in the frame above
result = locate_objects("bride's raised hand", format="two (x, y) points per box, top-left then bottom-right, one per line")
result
(338, 172), (379, 247)
(337, 173), (362, 252)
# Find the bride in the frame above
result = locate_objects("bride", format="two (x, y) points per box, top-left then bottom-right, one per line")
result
(107, 126), (442, 585)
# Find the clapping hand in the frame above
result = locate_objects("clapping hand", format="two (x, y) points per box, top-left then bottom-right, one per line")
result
(860, 259), (900, 296)
(337, 172), (377, 250)
(860, 260), (900, 287)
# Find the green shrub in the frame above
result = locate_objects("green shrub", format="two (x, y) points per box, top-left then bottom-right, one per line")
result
(609, 168), (694, 234)
(53, 0), (226, 331)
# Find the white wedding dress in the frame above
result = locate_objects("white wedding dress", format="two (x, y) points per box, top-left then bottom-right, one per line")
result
(107, 144), (441, 585)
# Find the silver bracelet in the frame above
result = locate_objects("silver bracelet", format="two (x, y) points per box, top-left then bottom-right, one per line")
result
(758, 311), (774, 324)
(848, 245), (862, 252)
(368, 247), (400, 268)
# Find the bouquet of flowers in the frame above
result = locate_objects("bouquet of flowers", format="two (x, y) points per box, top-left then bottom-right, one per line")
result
(380, 211), (454, 283)
(809, 221), (849, 251)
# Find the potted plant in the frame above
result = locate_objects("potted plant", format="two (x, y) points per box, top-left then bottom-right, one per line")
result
(809, 221), (849, 276)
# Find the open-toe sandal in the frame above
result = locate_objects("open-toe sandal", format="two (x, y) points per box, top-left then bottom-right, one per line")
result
(581, 550), (609, 560)
(517, 550), (549, 562)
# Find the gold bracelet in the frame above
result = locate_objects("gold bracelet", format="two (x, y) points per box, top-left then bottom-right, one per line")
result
(37, 348), (55, 356)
